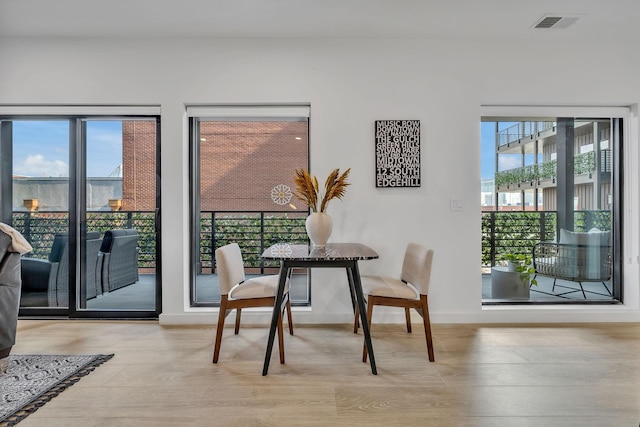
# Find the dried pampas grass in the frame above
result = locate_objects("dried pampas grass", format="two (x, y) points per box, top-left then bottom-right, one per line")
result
(293, 168), (351, 212)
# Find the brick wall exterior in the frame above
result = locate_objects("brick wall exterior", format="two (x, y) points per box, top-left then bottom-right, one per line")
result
(122, 120), (309, 212)
(199, 121), (308, 211)
(122, 121), (156, 211)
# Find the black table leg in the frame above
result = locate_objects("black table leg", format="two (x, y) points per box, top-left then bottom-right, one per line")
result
(350, 262), (377, 375)
(345, 267), (357, 313)
(262, 263), (289, 376)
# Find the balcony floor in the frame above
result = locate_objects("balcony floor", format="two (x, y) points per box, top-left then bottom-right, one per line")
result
(21, 272), (617, 312)
(21, 273), (310, 311)
(482, 273), (616, 303)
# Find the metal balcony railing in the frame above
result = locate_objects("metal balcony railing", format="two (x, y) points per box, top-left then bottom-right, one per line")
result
(12, 211), (157, 269)
(13, 210), (611, 273)
(199, 210), (308, 273)
(13, 210), (612, 275)
(497, 121), (555, 147)
(481, 210), (612, 268)
(12, 210), (308, 274)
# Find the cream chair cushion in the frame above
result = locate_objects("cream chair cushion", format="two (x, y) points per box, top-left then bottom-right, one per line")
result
(229, 275), (290, 300)
(361, 275), (420, 300)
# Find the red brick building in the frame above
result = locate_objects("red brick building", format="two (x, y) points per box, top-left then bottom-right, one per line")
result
(122, 120), (309, 212)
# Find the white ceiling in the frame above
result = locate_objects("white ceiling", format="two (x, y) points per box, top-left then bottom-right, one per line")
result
(1, 0), (639, 42)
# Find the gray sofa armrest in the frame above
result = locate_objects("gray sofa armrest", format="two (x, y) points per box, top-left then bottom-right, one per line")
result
(1, 252), (21, 354)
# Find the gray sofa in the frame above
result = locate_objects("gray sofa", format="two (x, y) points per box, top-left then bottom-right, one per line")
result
(99, 229), (139, 292)
(0, 229), (22, 372)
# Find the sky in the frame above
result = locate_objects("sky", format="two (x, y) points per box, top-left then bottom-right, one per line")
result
(481, 121), (535, 180)
(12, 119), (505, 181)
(12, 120), (123, 178)
(480, 122), (495, 179)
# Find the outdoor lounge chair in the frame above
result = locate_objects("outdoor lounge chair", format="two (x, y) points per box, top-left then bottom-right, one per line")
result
(532, 228), (612, 298)
(99, 229), (140, 292)
(21, 232), (103, 307)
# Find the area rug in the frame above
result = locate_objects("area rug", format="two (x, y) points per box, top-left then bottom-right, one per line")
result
(0, 354), (113, 426)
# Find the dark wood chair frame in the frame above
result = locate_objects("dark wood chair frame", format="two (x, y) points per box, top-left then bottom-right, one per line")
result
(213, 289), (293, 363)
(355, 292), (434, 363)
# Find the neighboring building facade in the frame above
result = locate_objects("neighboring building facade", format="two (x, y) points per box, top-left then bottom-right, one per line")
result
(492, 120), (612, 212)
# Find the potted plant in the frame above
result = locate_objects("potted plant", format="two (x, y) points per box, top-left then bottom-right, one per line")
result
(502, 253), (537, 287)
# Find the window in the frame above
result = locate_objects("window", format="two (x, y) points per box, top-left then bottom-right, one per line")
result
(481, 107), (624, 305)
(188, 105), (311, 306)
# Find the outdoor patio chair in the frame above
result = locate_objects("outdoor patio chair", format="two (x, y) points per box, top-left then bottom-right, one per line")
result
(355, 242), (435, 362)
(21, 232), (103, 307)
(99, 229), (140, 292)
(212, 243), (293, 363)
(532, 228), (612, 298)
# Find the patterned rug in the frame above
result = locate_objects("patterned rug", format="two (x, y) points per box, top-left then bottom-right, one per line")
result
(0, 354), (113, 426)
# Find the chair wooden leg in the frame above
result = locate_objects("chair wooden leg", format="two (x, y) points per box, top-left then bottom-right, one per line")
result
(353, 305), (360, 333)
(362, 298), (374, 363)
(405, 307), (412, 333)
(213, 295), (228, 363)
(234, 308), (242, 334)
(420, 295), (435, 362)
(277, 309), (285, 364)
(285, 295), (294, 335)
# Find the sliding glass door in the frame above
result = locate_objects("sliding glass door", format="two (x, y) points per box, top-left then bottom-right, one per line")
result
(80, 119), (159, 313)
(0, 113), (161, 318)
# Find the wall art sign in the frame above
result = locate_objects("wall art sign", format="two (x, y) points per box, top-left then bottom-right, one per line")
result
(375, 120), (421, 188)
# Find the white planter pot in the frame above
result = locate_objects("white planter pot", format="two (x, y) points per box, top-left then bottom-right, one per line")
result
(491, 266), (530, 299)
(305, 212), (333, 247)
(507, 261), (518, 272)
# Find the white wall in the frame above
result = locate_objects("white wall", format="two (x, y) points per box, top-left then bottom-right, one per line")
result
(1, 36), (639, 324)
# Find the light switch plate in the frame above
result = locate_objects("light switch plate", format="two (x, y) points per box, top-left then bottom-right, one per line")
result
(450, 198), (464, 211)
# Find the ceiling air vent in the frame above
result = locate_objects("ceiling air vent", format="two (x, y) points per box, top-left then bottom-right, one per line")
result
(533, 15), (580, 29)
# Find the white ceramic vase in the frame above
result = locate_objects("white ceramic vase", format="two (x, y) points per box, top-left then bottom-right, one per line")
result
(305, 212), (333, 247)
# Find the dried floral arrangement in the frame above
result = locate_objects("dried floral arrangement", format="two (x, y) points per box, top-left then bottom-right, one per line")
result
(293, 168), (351, 213)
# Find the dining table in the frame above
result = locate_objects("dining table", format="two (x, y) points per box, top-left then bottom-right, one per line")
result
(261, 242), (379, 375)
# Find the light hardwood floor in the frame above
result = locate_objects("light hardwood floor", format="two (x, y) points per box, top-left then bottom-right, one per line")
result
(10, 320), (640, 426)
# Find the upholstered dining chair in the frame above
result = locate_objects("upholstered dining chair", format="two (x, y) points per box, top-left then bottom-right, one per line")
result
(213, 243), (293, 363)
(355, 243), (435, 362)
